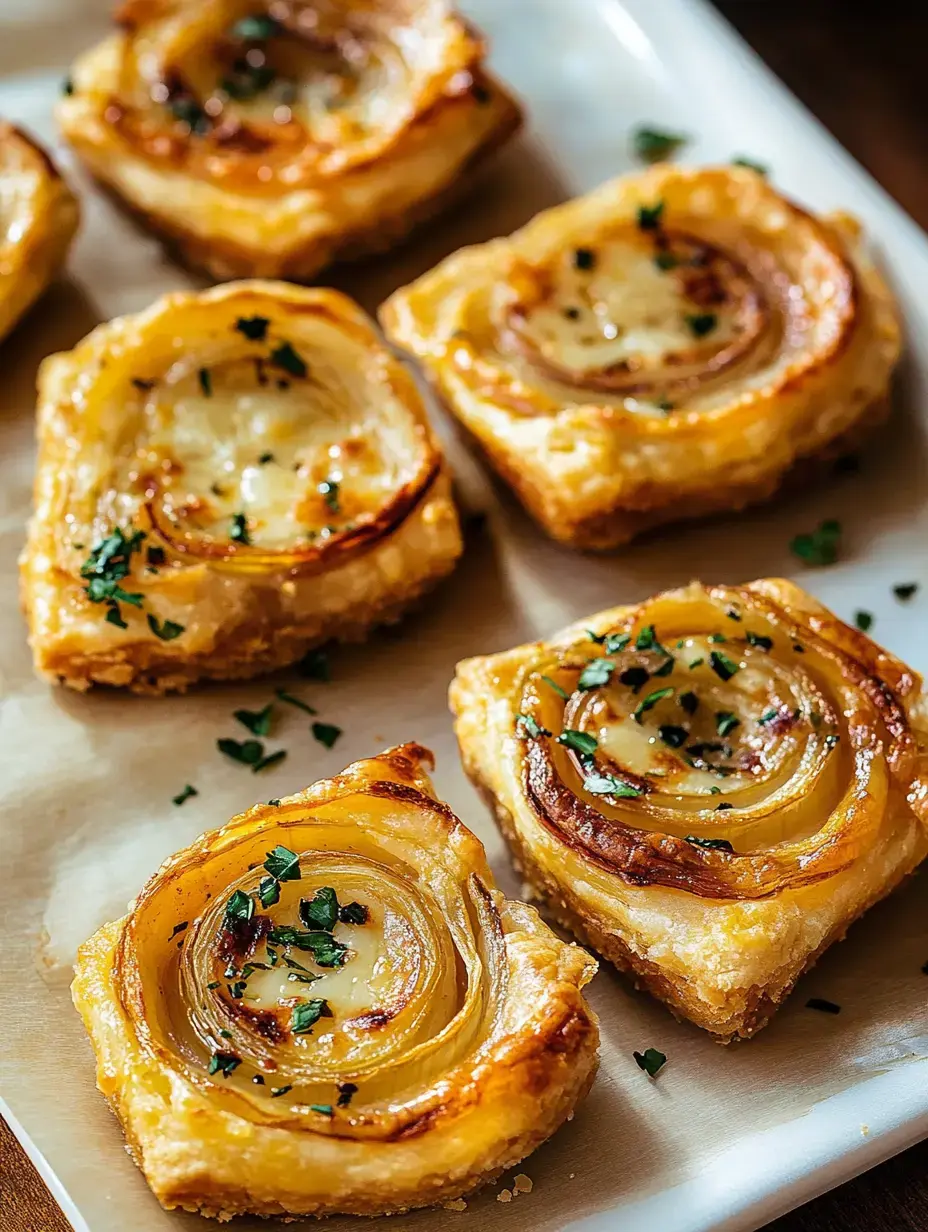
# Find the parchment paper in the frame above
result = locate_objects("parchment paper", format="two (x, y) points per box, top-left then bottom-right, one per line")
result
(1, 1), (926, 1230)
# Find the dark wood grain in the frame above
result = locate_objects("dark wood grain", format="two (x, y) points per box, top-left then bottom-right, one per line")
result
(714, 10), (928, 1229)
(0, 1117), (72, 1232)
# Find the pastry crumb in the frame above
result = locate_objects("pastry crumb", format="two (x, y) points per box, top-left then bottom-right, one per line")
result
(497, 1189), (513, 1203)
(443, 1198), (468, 1211)
(513, 1174), (533, 1195)
(861, 1124), (870, 1137)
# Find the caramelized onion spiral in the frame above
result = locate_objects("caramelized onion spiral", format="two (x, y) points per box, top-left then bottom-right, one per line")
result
(57, 0), (521, 278)
(382, 165), (901, 549)
(72, 746), (598, 1217)
(452, 581), (928, 1039)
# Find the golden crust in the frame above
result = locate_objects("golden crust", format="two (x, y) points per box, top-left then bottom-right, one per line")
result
(451, 579), (928, 1041)
(72, 744), (599, 1218)
(0, 122), (79, 342)
(57, 1), (521, 280)
(382, 165), (902, 550)
(21, 280), (463, 693)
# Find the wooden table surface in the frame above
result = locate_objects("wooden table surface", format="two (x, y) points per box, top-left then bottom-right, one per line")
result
(3, 3), (927, 1231)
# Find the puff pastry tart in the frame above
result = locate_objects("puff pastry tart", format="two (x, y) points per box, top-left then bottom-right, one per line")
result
(21, 281), (462, 693)
(56, 0), (521, 280)
(452, 580), (928, 1041)
(382, 165), (901, 550)
(72, 743), (598, 1218)
(0, 122), (79, 343)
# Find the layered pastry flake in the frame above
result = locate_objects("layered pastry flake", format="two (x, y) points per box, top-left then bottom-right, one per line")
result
(72, 744), (599, 1218)
(452, 579), (928, 1040)
(0, 122), (79, 342)
(382, 165), (901, 549)
(21, 281), (462, 692)
(57, 0), (522, 279)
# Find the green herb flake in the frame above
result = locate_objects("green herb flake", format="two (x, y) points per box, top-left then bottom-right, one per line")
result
(715, 711), (740, 737)
(258, 452), (275, 465)
(310, 1104), (334, 1116)
(541, 674), (569, 699)
(337, 1082), (358, 1107)
(224, 889), (254, 925)
(557, 729), (599, 757)
(148, 614), (185, 641)
(685, 835), (734, 851)
(679, 691), (699, 715)
(658, 724), (688, 749)
(854, 610), (874, 632)
(633, 687), (674, 723)
(516, 713), (551, 739)
(893, 583), (918, 602)
(62, 77), (75, 96)
(578, 658), (616, 690)
(258, 875), (281, 908)
(573, 248), (596, 271)
(583, 773), (642, 798)
(635, 624), (657, 651)
(637, 201), (665, 231)
(172, 784), (198, 807)
(732, 156), (768, 176)
(633, 1047), (667, 1077)
(235, 315), (270, 341)
(270, 341), (307, 378)
(299, 649), (330, 681)
(790, 519), (842, 567)
(80, 527), (146, 623)
(234, 703), (274, 736)
(632, 125), (687, 163)
(339, 902), (369, 925)
(758, 709), (778, 725)
(208, 1052), (241, 1078)
(654, 251), (680, 271)
(198, 367), (212, 397)
(311, 722), (342, 750)
(709, 650), (740, 681)
(745, 631), (773, 651)
(300, 887), (339, 932)
(231, 14), (282, 40)
(685, 313), (718, 338)
(620, 666), (650, 693)
(229, 512), (251, 545)
(267, 926), (348, 968)
(253, 749), (287, 774)
(217, 737), (265, 766)
(275, 688), (317, 715)
(318, 479), (340, 513)
(264, 845), (301, 883)
(270, 1085), (293, 1098)
(290, 998), (332, 1034)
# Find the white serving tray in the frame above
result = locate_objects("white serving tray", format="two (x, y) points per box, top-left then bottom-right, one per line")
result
(1, 2), (926, 1231)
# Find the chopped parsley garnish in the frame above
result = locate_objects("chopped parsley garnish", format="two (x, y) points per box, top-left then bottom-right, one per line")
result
(198, 367), (212, 397)
(148, 614), (185, 641)
(632, 126), (687, 163)
(264, 845), (301, 883)
(658, 724), (688, 748)
(633, 1048), (666, 1077)
(258, 876), (281, 908)
(170, 97), (209, 134)
(588, 630), (631, 654)
(208, 1052), (241, 1078)
(745, 631), (773, 651)
(300, 887), (339, 931)
(235, 315), (270, 341)
(685, 835), (734, 851)
(709, 650), (740, 681)
(254, 749), (287, 773)
(80, 527), (145, 623)
(709, 633), (727, 644)
(252, 1074), (265, 1084)
(221, 62), (277, 100)
(224, 889), (254, 925)
(557, 729), (598, 757)
(311, 1104), (334, 1116)
(633, 686), (674, 723)
(270, 341), (307, 378)
(299, 649), (330, 681)
(106, 607), (129, 629)
(578, 658), (616, 690)
(172, 784), (198, 806)
(715, 711), (740, 737)
(517, 713), (551, 739)
(290, 998), (332, 1034)
(584, 773), (641, 798)
(275, 688), (317, 715)
(732, 156), (768, 175)
(62, 77), (74, 96)
(235, 703), (274, 736)
(679, 691), (699, 715)
(790, 519), (842, 567)
(726, 609), (741, 622)
(688, 657), (704, 669)
(758, 710), (778, 725)
(311, 722), (342, 750)
(541, 674), (569, 699)
(685, 313), (718, 338)
(231, 14), (282, 40)
(652, 657), (674, 678)
(805, 998), (841, 1015)
(267, 926), (348, 967)
(258, 452), (275, 465)
(339, 902), (369, 925)
(564, 306), (581, 320)
(824, 734), (840, 750)
(854, 610), (874, 632)
(218, 737), (264, 766)
(654, 251), (680, 271)
(635, 624), (657, 651)
(318, 479), (340, 513)
(620, 666), (650, 693)
(893, 583), (919, 601)
(637, 201), (665, 231)
(337, 1082), (358, 1107)
(573, 248), (596, 271)
(229, 512), (251, 545)
(270, 1085), (292, 1098)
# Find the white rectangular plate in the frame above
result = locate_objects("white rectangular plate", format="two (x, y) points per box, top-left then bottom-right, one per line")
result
(0, 2), (926, 1231)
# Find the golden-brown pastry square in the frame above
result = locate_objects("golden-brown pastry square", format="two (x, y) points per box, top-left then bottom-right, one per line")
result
(0, 122), (79, 342)
(382, 165), (901, 550)
(57, 1), (522, 280)
(451, 579), (928, 1040)
(21, 281), (462, 693)
(72, 744), (598, 1218)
